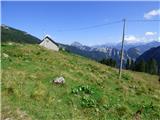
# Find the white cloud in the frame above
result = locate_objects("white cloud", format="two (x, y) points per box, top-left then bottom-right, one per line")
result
(124, 34), (159, 44)
(124, 35), (140, 43)
(125, 35), (136, 41)
(145, 32), (157, 36)
(144, 9), (160, 19)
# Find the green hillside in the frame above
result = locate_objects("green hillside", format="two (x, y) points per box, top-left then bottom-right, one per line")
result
(1, 42), (160, 120)
(1, 25), (41, 44)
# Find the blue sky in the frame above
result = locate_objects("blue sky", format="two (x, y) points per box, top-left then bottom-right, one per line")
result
(2, 1), (160, 46)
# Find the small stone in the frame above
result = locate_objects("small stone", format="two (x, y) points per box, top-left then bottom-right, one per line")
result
(3, 53), (9, 58)
(8, 42), (13, 45)
(53, 76), (65, 84)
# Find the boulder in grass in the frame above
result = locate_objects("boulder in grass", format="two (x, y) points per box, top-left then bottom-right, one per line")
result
(3, 53), (9, 58)
(53, 77), (65, 84)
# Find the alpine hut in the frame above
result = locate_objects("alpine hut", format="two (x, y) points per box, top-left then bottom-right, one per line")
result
(40, 35), (59, 51)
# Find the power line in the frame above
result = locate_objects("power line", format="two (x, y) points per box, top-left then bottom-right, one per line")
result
(56, 20), (122, 32)
(56, 19), (160, 32)
(127, 19), (160, 22)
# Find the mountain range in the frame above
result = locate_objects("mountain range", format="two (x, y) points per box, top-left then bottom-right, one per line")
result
(62, 44), (126, 63)
(60, 42), (130, 66)
(64, 40), (160, 64)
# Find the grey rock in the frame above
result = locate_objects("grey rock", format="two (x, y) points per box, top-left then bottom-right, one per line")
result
(54, 77), (65, 84)
(3, 53), (9, 58)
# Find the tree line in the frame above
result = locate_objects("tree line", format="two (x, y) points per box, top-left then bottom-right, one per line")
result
(99, 58), (159, 75)
(126, 58), (159, 75)
(99, 58), (117, 68)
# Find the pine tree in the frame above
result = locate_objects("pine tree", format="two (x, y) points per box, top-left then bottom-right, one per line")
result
(141, 60), (146, 72)
(150, 59), (157, 74)
(146, 59), (158, 75)
(126, 59), (130, 69)
(136, 60), (146, 72)
(99, 58), (117, 68)
(130, 59), (135, 70)
(112, 59), (117, 67)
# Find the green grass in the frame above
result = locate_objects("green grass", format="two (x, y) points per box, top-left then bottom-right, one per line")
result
(1, 43), (160, 120)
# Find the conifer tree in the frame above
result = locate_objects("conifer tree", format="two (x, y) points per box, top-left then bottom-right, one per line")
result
(135, 60), (146, 72)
(126, 59), (130, 69)
(150, 59), (157, 74)
(130, 59), (135, 70)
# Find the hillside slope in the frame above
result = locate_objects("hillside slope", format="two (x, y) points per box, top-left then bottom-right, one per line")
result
(136, 46), (160, 63)
(1, 24), (41, 44)
(2, 43), (160, 120)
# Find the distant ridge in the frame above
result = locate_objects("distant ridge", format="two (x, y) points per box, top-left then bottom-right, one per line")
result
(136, 46), (160, 64)
(127, 41), (160, 59)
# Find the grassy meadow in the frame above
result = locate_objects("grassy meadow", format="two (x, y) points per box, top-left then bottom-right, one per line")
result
(1, 43), (160, 120)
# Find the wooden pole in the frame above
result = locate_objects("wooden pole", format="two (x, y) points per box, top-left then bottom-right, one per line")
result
(119, 19), (126, 79)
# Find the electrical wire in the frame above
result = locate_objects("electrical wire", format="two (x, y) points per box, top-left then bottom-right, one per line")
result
(127, 19), (160, 22)
(56, 20), (122, 32)
(56, 19), (160, 32)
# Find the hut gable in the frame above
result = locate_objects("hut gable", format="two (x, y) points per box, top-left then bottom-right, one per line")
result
(40, 36), (59, 51)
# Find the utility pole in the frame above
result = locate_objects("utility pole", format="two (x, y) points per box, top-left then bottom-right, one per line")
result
(119, 19), (126, 79)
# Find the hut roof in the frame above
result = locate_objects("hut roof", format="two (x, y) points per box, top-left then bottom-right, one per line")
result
(41, 36), (59, 46)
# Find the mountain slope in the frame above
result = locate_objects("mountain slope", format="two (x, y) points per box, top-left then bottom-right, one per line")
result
(127, 41), (160, 59)
(135, 41), (160, 53)
(127, 47), (142, 60)
(2, 43), (160, 120)
(136, 46), (160, 64)
(1, 24), (41, 44)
